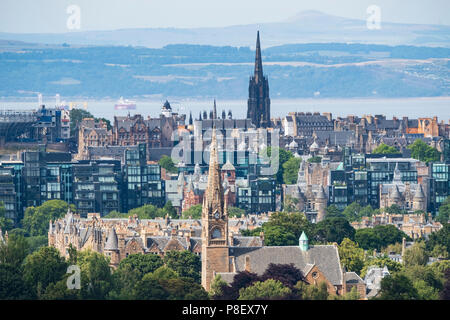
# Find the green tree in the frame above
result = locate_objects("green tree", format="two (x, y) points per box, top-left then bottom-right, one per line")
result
(283, 195), (300, 213)
(23, 246), (68, 298)
(265, 211), (314, 241)
(0, 264), (32, 299)
(110, 254), (164, 300)
(342, 202), (362, 222)
(403, 242), (429, 267)
(355, 225), (408, 251)
(0, 233), (29, 268)
(338, 238), (365, 274)
(402, 265), (443, 300)
(295, 281), (329, 300)
(128, 204), (165, 219)
(360, 205), (374, 218)
(158, 276), (209, 300)
(133, 266), (208, 300)
(163, 201), (178, 218)
(329, 286), (360, 300)
(26, 235), (48, 254)
(313, 217), (355, 244)
(325, 205), (344, 218)
(118, 253), (164, 279)
(436, 197), (450, 224)
(69, 108), (97, 137)
(227, 206), (246, 218)
(360, 256), (403, 278)
(426, 223), (449, 256)
(282, 157), (301, 184)
(22, 200), (75, 236)
(76, 250), (113, 299)
(377, 274), (419, 300)
(307, 156), (322, 163)
(110, 254), (164, 299)
(41, 276), (81, 300)
(431, 244), (449, 259)
(132, 273), (169, 300)
(159, 155), (178, 174)
(163, 250), (201, 283)
(238, 279), (291, 300)
(408, 139), (441, 163)
(260, 147), (294, 184)
(372, 143), (401, 155)
(102, 210), (125, 218)
(263, 225), (297, 246)
(181, 204), (202, 219)
(384, 204), (405, 214)
(0, 202), (13, 231)
(209, 274), (228, 299)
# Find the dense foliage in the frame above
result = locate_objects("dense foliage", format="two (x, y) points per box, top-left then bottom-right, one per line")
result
(372, 143), (401, 155)
(408, 139), (441, 163)
(158, 155), (178, 174)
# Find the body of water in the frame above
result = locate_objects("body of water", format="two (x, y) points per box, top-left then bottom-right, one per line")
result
(0, 97), (449, 122)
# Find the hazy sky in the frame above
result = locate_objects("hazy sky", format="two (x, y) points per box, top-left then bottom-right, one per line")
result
(1, 0), (449, 33)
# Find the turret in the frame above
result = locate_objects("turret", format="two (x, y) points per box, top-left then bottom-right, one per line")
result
(413, 184), (426, 211)
(315, 186), (327, 222)
(299, 231), (309, 252)
(104, 228), (120, 268)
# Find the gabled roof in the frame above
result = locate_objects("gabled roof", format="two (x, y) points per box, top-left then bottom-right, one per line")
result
(228, 245), (343, 286)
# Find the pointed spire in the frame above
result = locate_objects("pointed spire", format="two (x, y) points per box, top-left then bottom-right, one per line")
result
(213, 99), (217, 120)
(189, 111), (193, 125)
(254, 31), (263, 83)
(393, 162), (402, 184)
(203, 127), (225, 217)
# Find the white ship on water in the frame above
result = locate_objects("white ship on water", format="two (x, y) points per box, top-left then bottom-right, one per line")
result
(114, 97), (136, 110)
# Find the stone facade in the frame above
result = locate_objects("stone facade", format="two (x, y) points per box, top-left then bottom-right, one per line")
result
(76, 118), (112, 160)
(49, 209), (263, 269)
(351, 212), (442, 240)
(112, 101), (185, 153)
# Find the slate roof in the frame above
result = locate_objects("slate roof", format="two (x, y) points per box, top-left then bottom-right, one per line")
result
(344, 272), (364, 285)
(315, 131), (355, 146)
(228, 245), (343, 286)
(104, 228), (119, 250)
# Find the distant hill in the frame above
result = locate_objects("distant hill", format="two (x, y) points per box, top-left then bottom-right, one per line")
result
(0, 10), (449, 48)
(0, 41), (448, 99)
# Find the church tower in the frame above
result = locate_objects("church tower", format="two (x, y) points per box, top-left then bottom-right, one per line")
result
(247, 31), (271, 128)
(201, 127), (230, 291)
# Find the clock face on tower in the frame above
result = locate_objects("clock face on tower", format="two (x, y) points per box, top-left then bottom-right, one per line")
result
(214, 212), (220, 219)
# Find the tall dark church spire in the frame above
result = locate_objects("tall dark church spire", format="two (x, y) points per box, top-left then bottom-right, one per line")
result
(254, 31), (263, 84)
(247, 31), (271, 128)
(213, 99), (217, 119)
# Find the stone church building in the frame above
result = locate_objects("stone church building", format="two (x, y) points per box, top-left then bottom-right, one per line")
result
(201, 126), (355, 296)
